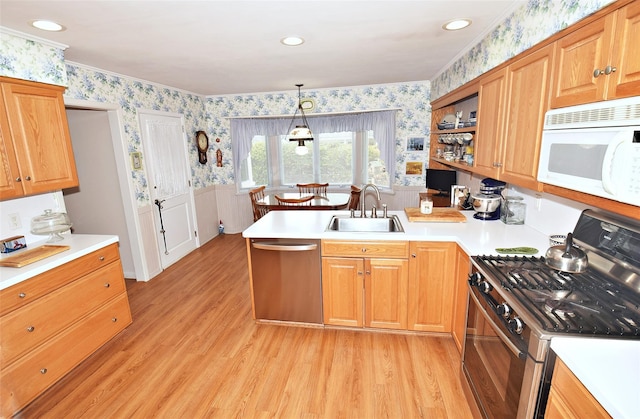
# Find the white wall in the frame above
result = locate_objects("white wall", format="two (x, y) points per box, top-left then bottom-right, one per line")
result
(63, 109), (136, 278)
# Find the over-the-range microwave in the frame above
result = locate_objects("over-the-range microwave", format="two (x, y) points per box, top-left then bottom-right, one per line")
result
(537, 96), (640, 207)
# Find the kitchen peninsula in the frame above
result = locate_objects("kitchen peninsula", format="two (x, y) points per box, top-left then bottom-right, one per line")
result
(243, 209), (640, 418)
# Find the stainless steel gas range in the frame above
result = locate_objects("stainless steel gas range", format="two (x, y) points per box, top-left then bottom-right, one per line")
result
(462, 209), (640, 418)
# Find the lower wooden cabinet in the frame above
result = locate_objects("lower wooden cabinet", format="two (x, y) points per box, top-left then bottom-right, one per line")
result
(451, 245), (470, 353)
(321, 240), (409, 329)
(407, 241), (456, 332)
(0, 243), (132, 417)
(545, 357), (611, 418)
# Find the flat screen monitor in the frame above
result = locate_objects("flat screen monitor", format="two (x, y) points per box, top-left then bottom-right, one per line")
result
(426, 169), (456, 196)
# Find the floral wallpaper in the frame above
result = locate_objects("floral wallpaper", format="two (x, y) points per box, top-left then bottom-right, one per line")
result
(0, 0), (614, 206)
(0, 30), (67, 86)
(64, 63), (207, 205)
(203, 83), (432, 188)
(431, 0), (615, 99)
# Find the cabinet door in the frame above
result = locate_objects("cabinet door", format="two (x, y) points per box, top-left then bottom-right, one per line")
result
(365, 258), (408, 330)
(0, 92), (22, 199)
(407, 242), (456, 332)
(451, 245), (470, 354)
(322, 257), (363, 327)
(551, 13), (615, 108)
(608, 2), (640, 100)
(474, 69), (506, 178)
(1, 81), (78, 196)
(501, 44), (554, 191)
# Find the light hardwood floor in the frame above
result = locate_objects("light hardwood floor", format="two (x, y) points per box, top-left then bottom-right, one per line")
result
(19, 233), (474, 418)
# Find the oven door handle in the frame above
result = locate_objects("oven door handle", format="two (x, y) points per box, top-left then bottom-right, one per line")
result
(470, 290), (527, 360)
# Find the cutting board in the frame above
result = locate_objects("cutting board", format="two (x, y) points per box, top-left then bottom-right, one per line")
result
(0, 245), (70, 268)
(404, 207), (467, 223)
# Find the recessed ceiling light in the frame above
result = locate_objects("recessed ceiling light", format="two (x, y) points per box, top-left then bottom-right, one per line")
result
(442, 19), (472, 31)
(281, 36), (304, 46)
(31, 19), (65, 32)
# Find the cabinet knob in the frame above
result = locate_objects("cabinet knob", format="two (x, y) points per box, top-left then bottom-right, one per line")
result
(604, 65), (617, 75)
(493, 162), (503, 167)
(40, 368), (47, 374)
(26, 326), (35, 332)
(112, 317), (118, 322)
(365, 270), (371, 275)
(357, 271), (363, 275)
(15, 177), (21, 182)
(18, 292), (26, 298)
(411, 253), (416, 258)
(361, 248), (367, 253)
(593, 68), (604, 78)
(99, 256), (105, 261)
(104, 283), (110, 288)
(24, 176), (31, 181)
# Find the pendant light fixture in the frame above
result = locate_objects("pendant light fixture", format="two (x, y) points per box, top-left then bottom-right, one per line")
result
(286, 84), (313, 156)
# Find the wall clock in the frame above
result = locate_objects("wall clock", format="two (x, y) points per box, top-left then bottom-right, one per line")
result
(196, 130), (209, 164)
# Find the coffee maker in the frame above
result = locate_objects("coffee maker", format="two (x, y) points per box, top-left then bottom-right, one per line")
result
(473, 178), (506, 220)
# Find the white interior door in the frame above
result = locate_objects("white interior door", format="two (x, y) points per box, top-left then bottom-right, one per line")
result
(139, 111), (198, 269)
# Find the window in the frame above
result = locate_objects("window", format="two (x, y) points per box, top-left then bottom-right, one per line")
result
(231, 110), (395, 190)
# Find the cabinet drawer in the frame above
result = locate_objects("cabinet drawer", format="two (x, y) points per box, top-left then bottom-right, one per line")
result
(0, 260), (125, 367)
(0, 243), (120, 316)
(0, 293), (131, 418)
(322, 240), (409, 258)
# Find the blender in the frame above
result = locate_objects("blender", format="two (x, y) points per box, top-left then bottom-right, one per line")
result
(472, 178), (505, 220)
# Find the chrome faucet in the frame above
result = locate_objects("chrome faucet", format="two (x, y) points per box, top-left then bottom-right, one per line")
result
(360, 183), (381, 218)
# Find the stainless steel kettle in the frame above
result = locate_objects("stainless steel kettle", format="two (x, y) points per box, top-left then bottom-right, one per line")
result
(544, 232), (588, 273)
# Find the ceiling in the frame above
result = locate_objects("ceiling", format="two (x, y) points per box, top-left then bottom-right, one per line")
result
(0, 1), (524, 96)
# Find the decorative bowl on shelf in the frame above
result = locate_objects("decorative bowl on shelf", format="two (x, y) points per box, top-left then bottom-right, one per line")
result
(31, 209), (72, 242)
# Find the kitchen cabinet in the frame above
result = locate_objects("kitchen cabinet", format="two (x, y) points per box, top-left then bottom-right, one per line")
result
(551, 2), (640, 108)
(545, 357), (611, 419)
(0, 77), (78, 200)
(407, 241), (456, 333)
(0, 243), (132, 417)
(474, 45), (554, 190)
(321, 240), (409, 329)
(451, 244), (470, 354)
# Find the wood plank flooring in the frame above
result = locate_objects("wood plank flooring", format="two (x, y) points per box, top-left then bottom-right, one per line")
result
(18, 233), (474, 418)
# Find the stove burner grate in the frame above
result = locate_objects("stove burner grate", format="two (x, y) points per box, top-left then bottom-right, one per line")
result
(474, 255), (640, 337)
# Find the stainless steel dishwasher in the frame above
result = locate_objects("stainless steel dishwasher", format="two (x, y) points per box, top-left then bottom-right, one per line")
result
(249, 238), (322, 324)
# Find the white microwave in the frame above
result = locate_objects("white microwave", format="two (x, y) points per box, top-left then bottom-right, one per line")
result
(537, 96), (640, 207)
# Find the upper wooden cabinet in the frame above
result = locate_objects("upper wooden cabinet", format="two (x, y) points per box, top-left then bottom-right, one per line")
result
(473, 44), (554, 190)
(0, 77), (78, 200)
(551, 2), (640, 108)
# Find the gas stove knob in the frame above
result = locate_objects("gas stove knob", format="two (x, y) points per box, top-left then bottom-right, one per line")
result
(497, 303), (511, 318)
(468, 272), (482, 285)
(508, 317), (524, 335)
(478, 281), (492, 294)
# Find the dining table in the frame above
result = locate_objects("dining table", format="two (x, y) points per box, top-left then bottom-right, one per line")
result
(257, 192), (351, 210)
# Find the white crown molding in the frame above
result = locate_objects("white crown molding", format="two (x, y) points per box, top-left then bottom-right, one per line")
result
(0, 26), (68, 50)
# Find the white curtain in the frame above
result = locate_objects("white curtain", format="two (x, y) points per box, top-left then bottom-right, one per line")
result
(231, 110), (397, 182)
(147, 120), (188, 197)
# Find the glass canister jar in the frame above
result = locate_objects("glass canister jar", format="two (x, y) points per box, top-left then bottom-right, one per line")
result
(500, 196), (526, 225)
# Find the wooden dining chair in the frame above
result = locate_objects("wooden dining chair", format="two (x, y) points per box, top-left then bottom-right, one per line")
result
(275, 195), (314, 205)
(348, 185), (362, 210)
(249, 185), (269, 221)
(296, 183), (329, 196)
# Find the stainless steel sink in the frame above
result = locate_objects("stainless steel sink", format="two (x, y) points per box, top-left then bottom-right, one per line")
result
(326, 215), (404, 233)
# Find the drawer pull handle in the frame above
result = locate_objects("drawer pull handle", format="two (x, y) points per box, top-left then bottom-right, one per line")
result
(361, 248), (367, 253)
(26, 326), (35, 332)
(19, 292), (26, 298)
(112, 317), (118, 323)
(99, 256), (105, 261)
(40, 368), (47, 374)
(104, 283), (110, 288)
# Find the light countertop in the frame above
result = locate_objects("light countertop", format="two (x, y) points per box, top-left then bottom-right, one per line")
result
(0, 234), (119, 291)
(242, 209), (552, 257)
(551, 337), (640, 419)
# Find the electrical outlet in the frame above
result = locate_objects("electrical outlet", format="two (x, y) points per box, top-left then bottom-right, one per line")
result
(8, 213), (22, 229)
